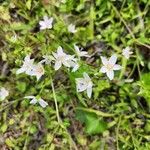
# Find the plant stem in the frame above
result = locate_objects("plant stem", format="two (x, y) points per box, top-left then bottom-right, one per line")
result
(76, 107), (114, 117)
(51, 78), (61, 123)
(119, 57), (127, 79)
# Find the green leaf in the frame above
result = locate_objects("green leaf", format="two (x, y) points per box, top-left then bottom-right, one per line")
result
(1, 124), (8, 133)
(16, 82), (27, 93)
(76, 109), (107, 135)
(85, 113), (107, 135)
(5, 138), (15, 148)
(94, 80), (110, 99)
(26, 0), (32, 10)
(138, 73), (150, 107)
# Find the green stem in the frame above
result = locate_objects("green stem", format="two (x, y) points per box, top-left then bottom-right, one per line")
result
(76, 107), (114, 117)
(116, 115), (122, 150)
(119, 57), (127, 79)
(51, 78), (61, 123)
(89, 1), (95, 40)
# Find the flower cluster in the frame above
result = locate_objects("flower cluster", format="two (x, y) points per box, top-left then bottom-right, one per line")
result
(14, 16), (133, 107)
(16, 55), (44, 81)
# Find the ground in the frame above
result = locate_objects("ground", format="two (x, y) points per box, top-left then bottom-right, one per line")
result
(0, 0), (150, 150)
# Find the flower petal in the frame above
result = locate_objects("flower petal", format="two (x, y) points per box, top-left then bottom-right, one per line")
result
(24, 96), (35, 99)
(100, 66), (107, 73)
(54, 60), (62, 70)
(30, 98), (37, 104)
(100, 56), (108, 65)
(16, 67), (25, 74)
(87, 87), (92, 98)
(57, 46), (64, 55)
(39, 99), (48, 108)
(106, 70), (114, 80)
(83, 72), (90, 80)
(113, 64), (122, 70)
(109, 55), (117, 65)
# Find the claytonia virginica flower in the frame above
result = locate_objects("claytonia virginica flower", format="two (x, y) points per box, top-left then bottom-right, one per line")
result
(0, 87), (9, 101)
(16, 55), (34, 75)
(16, 55), (45, 80)
(39, 16), (53, 30)
(31, 63), (45, 81)
(74, 44), (90, 58)
(52, 46), (75, 70)
(122, 46), (133, 59)
(68, 24), (77, 33)
(24, 96), (48, 108)
(68, 57), (79, 72)
(76, 72), (93, 98)
(100, 55), (121, 80)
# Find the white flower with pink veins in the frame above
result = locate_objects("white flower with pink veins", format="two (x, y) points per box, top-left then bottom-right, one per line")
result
(31, 63), (45, 81)
(52, 46), (75, 70)
(100, 55), (121, 80)
(122, 46), (133, 59)
(74, 44), (90, 58)
(16, 55), (34, 75)
(76, 72), (93, 98)
(24, 96), (48, 108)
(39, 16), (53, 30)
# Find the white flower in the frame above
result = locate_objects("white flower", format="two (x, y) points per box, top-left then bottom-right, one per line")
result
(31, 63), (45, 81)
(0, 87), (9, 101)
(39, 16), (53, 30)
(74, 44), (90, 58)
(100, 55), (121, 80)
(68, 58), (79, 72)
(40, 55), (54, 65)
(16, 55), (34, 75)
(76, 72), (93, 98)
(52, 46), (73, 70)
(122, 46), (133, 59)
(24, 96), (48, 108)
(68, 24), (77, 33)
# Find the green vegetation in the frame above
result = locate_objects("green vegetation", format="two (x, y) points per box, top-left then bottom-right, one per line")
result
(0, 0), (150, 149)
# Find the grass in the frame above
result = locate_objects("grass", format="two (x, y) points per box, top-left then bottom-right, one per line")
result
(0, 0), (150, 149)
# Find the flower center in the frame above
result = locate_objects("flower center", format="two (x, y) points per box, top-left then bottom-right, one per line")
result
(59, 55), (66, 62)
(36, 67), (44, 74)
(106, 63), (114, 71)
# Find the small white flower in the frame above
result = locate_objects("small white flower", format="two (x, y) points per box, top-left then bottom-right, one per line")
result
(0, 87), (9, 101)
(16, 55), (34, 75)
(76, 72), (93, 98)
(39, 16), (53, 30)
(100, 55), (121, 80)
(24, 96), (48, 108)
(68, 24), (77, 33)
(68, 58), (79, 72)
(74, 44), (90, 58)
(40, 55), (54, 65)
(52, 46), (73, 70)
(122, 46), (133, 59)
(31, 63), (45, 81)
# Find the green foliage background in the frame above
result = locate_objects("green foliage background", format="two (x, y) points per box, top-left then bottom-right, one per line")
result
(0, 0), (150, 149)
